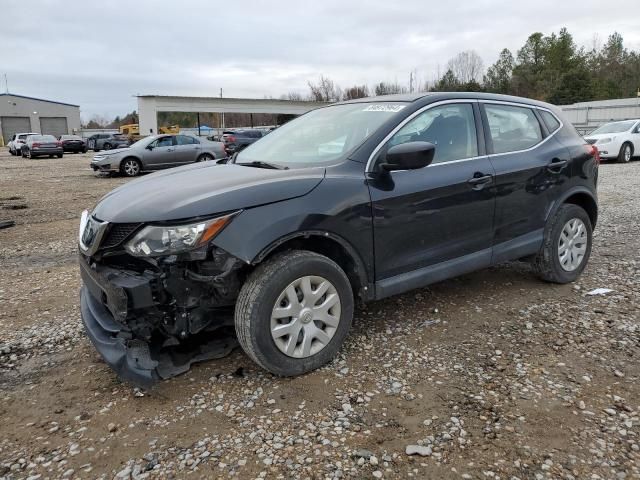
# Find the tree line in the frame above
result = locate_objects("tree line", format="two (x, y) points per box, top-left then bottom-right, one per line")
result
(83, 28), (640, 129)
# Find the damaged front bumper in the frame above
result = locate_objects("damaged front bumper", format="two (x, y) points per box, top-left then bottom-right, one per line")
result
(78, 250), (241, 388)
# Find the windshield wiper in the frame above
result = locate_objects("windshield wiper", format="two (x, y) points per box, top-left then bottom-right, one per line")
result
(237, 161), (288, 170)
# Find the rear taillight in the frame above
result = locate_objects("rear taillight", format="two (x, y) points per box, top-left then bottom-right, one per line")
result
(32, 142), (41, 148)
(226, 135), (236, 143)
(586, 144), (600, 165)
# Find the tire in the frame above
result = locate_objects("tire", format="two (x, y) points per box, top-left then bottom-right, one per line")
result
(104, 143), (112, 150)
(534, 204), (592, 283)
(57, 154), (63, 158)
(196, 153), (213, 162)
(120, 158), (142, 177)
(617, 143), (633, 163)
(235, 250), (354, 376)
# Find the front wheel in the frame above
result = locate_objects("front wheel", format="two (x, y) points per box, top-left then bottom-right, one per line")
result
(617, 143), (633, 163)
(120, 158), (141, 177)
(235, 250), (354, 376)
(104, 142), (112, 150)
(534, 204), (592, 283)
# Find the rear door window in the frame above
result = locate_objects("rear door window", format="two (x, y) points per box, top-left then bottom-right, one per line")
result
(484, 104), (543, 154)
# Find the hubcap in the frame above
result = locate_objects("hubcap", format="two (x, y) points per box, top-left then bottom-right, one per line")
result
(270, 275), (341, 358)
(124, 161), (139, 175)
(558, 218), (588, 272)
(625, 146), (631, 161)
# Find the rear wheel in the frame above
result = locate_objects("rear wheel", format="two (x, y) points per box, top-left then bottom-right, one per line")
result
(534, 204), (592, 283)
(120, 158), (141, 177)
(235, 250), (354, 376)
(57, 154), (63, 158)
(104, 142), (112, 150)
(196, 153), (213, 162)
(618, 143), (633, 163)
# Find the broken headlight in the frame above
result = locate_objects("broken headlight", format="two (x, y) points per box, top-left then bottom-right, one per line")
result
(125, 213), (236, 257)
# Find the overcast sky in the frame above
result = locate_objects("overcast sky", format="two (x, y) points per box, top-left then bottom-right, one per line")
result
(2, 0), (639, 120)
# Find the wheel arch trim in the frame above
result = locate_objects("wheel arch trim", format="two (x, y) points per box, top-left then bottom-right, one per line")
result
(546, 187), (598, 228)
(252, 230), (373, 300)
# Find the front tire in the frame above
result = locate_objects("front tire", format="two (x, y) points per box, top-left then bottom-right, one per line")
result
(618, 143), (633, 163)
(235, 250), (354, 376)
(534, 204), (592, 283)
(120, 158), (141, 177)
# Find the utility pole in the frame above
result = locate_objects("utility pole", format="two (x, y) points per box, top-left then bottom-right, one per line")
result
(220, 88), (225, 130)
(3, 74), (8, 94)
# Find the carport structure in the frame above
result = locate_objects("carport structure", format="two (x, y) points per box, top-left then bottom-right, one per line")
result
(137, 95), (328, 135)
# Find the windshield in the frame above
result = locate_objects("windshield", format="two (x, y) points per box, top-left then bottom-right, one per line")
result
(31, 135), (56, 142)
(129, 136), (156, 148)
(236, 102), (408, 166)
(590, 120), (636, 135)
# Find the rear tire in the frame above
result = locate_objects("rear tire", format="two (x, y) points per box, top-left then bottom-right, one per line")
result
(235, 250), (353, 376)
(120, 158), (141, 177)
(617, 143), (633, 163)
(104, 143), (112, 150)
(534, 204), (592, 283)
(57, 154), (63, 158)
(196, 153), (213, 162)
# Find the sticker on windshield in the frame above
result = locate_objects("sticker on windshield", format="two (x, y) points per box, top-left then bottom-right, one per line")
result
(363, 104), (406, 113)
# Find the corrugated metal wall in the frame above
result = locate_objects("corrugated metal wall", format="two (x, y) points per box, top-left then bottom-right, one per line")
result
(561, 98), (640, 134)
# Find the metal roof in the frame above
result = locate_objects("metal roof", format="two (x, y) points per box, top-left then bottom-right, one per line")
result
(0, 93), (79, 108)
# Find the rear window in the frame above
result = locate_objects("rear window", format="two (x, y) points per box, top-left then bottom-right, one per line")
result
(61, 135), (81, 140)
(539, 110), (561, 133)
(31, 135), (56, 142)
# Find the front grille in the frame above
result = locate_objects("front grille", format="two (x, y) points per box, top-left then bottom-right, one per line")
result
(586, 139), (597, 145)
(101, 223), (141, 249)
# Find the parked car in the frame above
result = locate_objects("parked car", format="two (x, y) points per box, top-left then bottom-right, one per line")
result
(21, 134), (63, 158)
(7, 132), (39, 156)
(58, 134), (87, 153)
(86, 133), (130, 152)
(583, 119), (640, 163)
(90, 134), (226, 176)
(221, 129), (265, 154)
(78, 92), (599, 386)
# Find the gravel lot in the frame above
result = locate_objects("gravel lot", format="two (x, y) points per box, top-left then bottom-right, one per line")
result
(0, 149), (639, 480)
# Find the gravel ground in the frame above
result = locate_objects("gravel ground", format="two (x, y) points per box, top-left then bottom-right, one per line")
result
(0, 149), (638, 480)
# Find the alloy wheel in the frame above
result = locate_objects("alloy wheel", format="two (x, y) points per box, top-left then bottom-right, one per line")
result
(123, 160), (140, 176)
(270, 275), (341, 358)
(624, 145), (632, 162)
(558, 218), (588, 271)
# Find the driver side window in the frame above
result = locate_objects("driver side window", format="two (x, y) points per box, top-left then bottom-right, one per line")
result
(152, 136), (174, 148)
(387, 103), (478, 164)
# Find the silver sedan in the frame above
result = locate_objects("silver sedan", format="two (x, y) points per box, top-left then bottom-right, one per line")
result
(90, 134), (227, 177)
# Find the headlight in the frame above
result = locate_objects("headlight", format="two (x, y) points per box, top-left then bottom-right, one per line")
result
(597, 137), (613, 144)
(125, 213), (237, 257)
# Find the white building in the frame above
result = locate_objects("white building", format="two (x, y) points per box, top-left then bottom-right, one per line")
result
(0, 93), (81, 145)
(561, 97), (640, 134)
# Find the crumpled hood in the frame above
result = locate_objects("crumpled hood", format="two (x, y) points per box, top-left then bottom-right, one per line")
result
(92, 162), (325, 223)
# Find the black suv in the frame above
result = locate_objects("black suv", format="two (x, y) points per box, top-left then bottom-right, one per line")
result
(222, 129), (265, 154)
(78, 92), (598, 386)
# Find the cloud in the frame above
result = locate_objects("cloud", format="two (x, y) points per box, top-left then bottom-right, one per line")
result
(2, 0), (639, 118)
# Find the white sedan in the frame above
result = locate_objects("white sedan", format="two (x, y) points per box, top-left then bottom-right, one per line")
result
(584, 119), (640, 163)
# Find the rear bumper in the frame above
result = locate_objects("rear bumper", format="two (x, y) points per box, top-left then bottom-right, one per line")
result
(31, 147), (64, 156)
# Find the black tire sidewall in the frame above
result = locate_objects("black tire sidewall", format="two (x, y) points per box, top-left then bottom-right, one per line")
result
(242, 254), (353, 376)
(545, 205), (593, 283)
(618, 143), (632, 163)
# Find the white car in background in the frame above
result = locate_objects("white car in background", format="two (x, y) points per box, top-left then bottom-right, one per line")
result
(8, 132), (39, 156)
(584, 119), (640, 163)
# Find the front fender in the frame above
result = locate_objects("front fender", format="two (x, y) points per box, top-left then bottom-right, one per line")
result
(212, 170), (375, 290)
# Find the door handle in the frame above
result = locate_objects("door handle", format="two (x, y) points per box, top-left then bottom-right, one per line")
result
(546, 159), (568, 173)
(468, 173), (493, 188)
(167, 148), (174, 152)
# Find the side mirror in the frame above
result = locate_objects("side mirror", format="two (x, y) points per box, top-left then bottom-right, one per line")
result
(379, 141), (435, 172)
(146, 144), (154, 150)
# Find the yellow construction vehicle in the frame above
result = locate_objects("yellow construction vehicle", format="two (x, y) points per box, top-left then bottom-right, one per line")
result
(119, 124), (180, 135)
